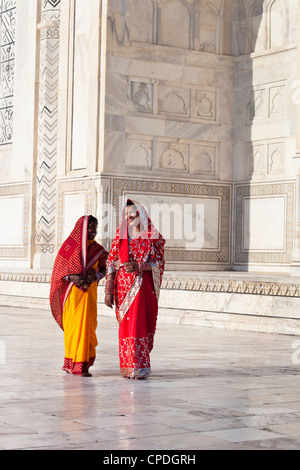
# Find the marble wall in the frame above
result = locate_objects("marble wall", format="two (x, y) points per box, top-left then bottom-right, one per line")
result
(234, 0), (298, 272)
(0, 0), (299, 274)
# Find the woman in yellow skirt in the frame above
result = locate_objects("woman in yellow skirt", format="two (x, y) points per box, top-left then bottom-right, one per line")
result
(50, 216), (108, 376)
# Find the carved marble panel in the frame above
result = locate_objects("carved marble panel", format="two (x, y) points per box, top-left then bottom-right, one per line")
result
(156, 139), (188, 172)
(246, 139), (286, 179)
(0, 182), (29, 259)
(268, 142), (285, 174)
(269, 84), (285, 118)
(190, 143), (218, 177)
(192, 88), (218, 123)
(249, 88), (267, 121)
(247, 143), (266, 178)
(112, 177), (231, 265)
(234, 182), (294, 265)
(126, 136), (152, 169)
(158, 86), (190, 117)
(248, 81), (286, 123)
(243, 196), (286, 251)
(125, 191), (220, 251)
(130, 80), (153, 113)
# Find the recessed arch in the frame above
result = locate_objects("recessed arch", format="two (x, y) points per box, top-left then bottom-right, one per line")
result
(268, 0), (285, 48)
(158, 0), (191, 49)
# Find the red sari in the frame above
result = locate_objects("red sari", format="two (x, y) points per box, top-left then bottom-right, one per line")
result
(107, 201), (165, 378)
(50, 216), (108, 374)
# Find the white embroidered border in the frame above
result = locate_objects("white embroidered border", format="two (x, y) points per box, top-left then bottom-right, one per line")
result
(151, 264), (161, 300)
(117, 273), (143, 324)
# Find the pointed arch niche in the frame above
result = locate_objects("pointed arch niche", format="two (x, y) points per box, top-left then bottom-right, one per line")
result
(195, 1), (219, 53)
(158, 0), (191, 49)
(268, 0), (285, 48)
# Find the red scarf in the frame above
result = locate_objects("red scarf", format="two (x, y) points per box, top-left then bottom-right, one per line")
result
(107, 200), (165, 322)
(50, 216), (107, 330)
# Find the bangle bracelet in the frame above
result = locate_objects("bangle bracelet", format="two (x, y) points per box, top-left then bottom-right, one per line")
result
(105, 279), (114, 294)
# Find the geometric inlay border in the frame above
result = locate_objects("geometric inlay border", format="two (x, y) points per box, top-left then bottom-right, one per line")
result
(112, 177), (231, 263)
(234, 181), (295, 264)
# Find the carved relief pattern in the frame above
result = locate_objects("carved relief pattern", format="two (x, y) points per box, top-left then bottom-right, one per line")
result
(158, 87), (189, 117)
(130, 81), (153, 113)
(268, 142), (284, 173)
(192, 145), (215, 175)
(247, 140), (285, 179)
(159, 148), (186, 170)
(249, 82), (286, 122)
(194, 90), (216, 121)
(269, 85), (285, 117)
(0, 0), (16, 146)
(126, 138), (152, 168)
(157, 141), (188, 171)
(250, 89), (266, 121)
(248, 144), (265, 177)
(126, 135), (219, 178)
(130, 80), (219, 124)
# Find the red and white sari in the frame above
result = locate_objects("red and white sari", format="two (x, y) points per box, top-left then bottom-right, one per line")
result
(107, 201), (165, 378)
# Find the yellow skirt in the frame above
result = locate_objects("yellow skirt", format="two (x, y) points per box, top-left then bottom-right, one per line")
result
(62, 276), (98, 375)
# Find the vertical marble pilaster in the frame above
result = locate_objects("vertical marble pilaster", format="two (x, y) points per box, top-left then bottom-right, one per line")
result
(291, 0), (300, 274)
(33, 0), (60, 268)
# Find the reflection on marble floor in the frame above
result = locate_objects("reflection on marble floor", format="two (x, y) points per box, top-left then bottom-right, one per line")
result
(1, 305), (300, 450)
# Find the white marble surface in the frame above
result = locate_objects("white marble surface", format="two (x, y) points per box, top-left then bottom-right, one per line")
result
(1, 305), (300, 449)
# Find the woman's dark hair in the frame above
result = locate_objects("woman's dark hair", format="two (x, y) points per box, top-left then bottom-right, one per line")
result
(126, 200), (134, 207)
(88, 215), (98, 224)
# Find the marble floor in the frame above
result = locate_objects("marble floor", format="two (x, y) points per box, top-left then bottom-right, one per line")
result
(1, 305), (300, 450)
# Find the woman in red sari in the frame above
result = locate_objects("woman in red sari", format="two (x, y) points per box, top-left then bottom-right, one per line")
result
(105, 200), (165, 379)
(50, 215), (108, 376)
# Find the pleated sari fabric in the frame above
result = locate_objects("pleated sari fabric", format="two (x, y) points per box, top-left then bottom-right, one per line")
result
(50, 216), (108, 375)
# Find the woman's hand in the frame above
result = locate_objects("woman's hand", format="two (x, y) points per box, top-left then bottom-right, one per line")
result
(86, 273), (97, 284)
(123, 262), (139, 273)
(105, 293), (114, 308)
(68, 274), (83, 285)
(68, 274), (95, 288)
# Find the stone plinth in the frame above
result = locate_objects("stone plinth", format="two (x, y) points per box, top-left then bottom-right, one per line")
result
(1, 270), (300, 336)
